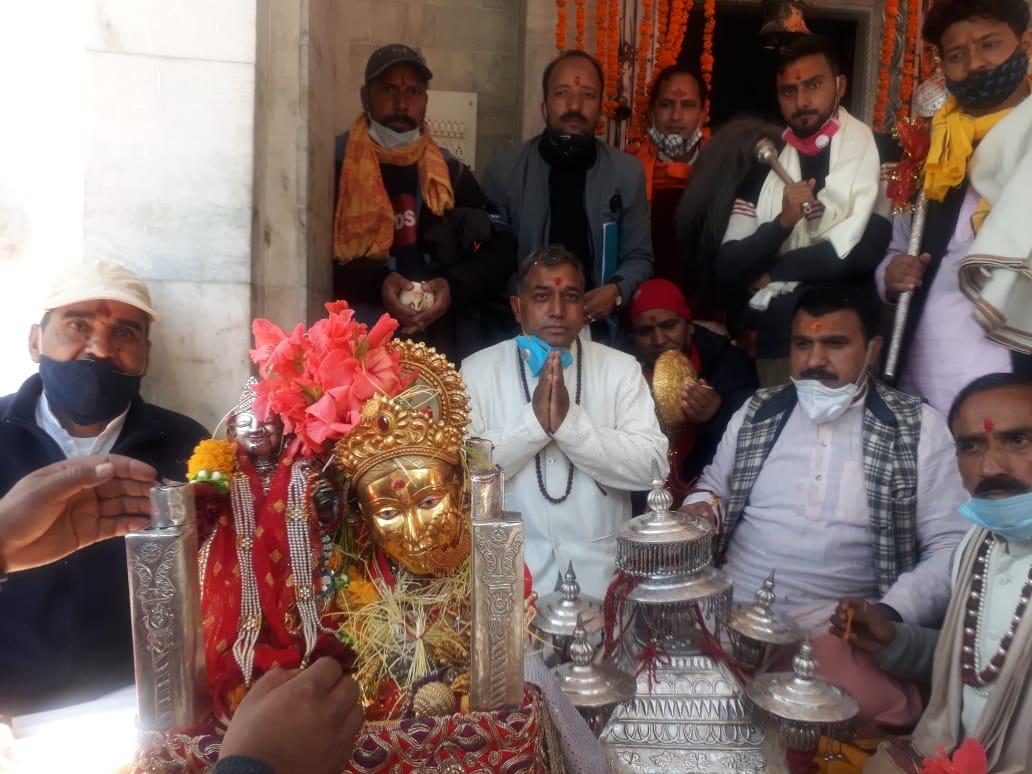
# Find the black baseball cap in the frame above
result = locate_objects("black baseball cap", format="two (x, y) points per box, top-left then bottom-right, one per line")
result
(364, 44), (433, 83)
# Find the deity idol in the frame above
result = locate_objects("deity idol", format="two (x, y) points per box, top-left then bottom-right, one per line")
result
(193, 381), (351, 717)
(135, 305), (552, 773)
(330, 341), (476, 719)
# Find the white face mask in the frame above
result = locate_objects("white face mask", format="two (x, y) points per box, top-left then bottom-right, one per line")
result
(790, 343), (872, 424)
(367, 117), (421, 150)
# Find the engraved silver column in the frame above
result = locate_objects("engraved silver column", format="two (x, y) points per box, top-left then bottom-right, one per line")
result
(126, 482), (208, 732)
(467, 439), (525, 711)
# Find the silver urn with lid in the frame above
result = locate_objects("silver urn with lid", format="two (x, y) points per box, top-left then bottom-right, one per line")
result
(599, 476), (765, 772)
(533, 562), (604, 663)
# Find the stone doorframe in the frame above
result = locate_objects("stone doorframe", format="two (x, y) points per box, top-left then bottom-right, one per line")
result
(719, 0), (889, 123)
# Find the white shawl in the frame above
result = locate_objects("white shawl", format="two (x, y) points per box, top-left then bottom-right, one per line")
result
(959, 95), (1032, 355)
(755, 106), (881, 257)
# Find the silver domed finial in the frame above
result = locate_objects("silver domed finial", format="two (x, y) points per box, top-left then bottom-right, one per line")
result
(756, 570), (777, 609)
(560, 562), (582, 602)
(792, 639), (818, 682)
(568, 614), (595, 667)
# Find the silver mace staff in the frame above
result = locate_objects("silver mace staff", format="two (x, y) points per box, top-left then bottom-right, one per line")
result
(883, 189), (929, 380)
(755, 137), (814, 217)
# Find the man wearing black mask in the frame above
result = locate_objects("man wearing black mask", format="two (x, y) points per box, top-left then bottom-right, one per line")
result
(482, 50), (654, 339)
(0, 259), (207, 717)
(878, 0), (1032, 417)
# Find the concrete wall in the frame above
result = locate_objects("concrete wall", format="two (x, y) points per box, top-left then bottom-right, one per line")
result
(334, 0), (526, 172)
(0, 0), (257, 432)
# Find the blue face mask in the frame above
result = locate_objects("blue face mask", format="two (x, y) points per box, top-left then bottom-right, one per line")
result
(516, 335), (573, 376)
(959, 491), (1032, 542)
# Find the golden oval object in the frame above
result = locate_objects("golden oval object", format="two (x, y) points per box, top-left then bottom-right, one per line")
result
(412, 680), (456, 717)
(652, 349), (696, 432)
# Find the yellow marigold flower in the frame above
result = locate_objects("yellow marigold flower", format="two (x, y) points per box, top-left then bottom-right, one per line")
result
(341, 564), (379, 609)
(187, 438), (237, 480)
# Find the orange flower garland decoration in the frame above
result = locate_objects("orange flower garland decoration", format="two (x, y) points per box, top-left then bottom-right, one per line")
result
(628, 0), (655, 149)
(670, 0), (691, 71)
(700, 0), (716, 127)
(607, 0), (620, 119)
(555, 0), (567, 51)
(575, 0), (587, 50)
(874, 0), (900, 131)
(899, 0), (921, 119)
(595, 0), (610, 131)
(656, 0), (672, 70)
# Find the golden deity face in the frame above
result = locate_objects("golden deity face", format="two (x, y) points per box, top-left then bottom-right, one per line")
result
(357, 456), (470, 576)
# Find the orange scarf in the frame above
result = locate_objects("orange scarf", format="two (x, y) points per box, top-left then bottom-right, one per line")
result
(635, 141), (695, 202)
(923, 76), (1032, 202)
(333, 115), (454, 262)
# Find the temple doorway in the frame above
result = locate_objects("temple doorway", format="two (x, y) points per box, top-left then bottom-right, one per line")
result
(678, 4), (861, 128)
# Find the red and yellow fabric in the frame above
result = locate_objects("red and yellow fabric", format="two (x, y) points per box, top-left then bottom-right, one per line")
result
(200, 449), (351, 716)
(333, 116), (454, 262)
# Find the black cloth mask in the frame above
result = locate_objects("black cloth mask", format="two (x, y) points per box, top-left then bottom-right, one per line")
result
(946, 46), (1029, 110)
(39, 356), (142, 426)
(539, 129), (598, 170)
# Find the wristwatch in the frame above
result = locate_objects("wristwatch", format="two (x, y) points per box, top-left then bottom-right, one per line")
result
(610, 282), (623, 309)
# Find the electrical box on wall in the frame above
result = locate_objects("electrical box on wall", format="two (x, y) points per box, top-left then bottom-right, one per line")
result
(426, 91), (478, 171)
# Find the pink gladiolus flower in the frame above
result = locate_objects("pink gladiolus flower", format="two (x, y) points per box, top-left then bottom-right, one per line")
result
(245, 299), (411, 460)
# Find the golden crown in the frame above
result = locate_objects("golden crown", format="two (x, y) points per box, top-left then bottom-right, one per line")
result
(332, 340), (470, 484)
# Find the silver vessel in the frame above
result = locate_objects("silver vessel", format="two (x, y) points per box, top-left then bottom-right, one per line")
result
(600, 477), (766, 773)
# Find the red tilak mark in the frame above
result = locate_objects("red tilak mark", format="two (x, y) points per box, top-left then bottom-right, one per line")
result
(392, 479), (406, 490)
(984, 418), (994, 432)
(95, 300), (111, 317)
(553, 277), (562, 287)
(794, 74), (802, 81)
(672, 87), (688, 98)
(808, 321), (823, 333)
(575, 75), (581, 85)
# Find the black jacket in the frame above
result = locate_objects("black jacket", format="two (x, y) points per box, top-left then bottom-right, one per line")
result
(682, 325), (759, 479)
(0, 374), (208, 716)
(333, 134), (517, 363)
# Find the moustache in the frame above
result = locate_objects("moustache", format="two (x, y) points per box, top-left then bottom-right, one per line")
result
(386, 115), (419, 130)
(792, 110), (819, 121)
(800, 368), (838, 381)
(973, 476), (1031, 497)
(560, 111), (589, 124)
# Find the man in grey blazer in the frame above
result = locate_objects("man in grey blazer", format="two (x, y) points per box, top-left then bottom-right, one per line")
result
(481, 50), (654, 339)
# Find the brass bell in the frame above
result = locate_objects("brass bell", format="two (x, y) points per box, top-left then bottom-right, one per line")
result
(758, 0), (811, 49)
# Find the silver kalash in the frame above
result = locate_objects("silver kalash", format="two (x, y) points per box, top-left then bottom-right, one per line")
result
(599, 475), (765, 773)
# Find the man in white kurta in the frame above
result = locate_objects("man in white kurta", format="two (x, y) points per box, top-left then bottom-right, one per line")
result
(461, 246), (668, 599)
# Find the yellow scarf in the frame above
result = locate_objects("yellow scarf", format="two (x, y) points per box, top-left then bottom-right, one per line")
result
(923, 75), (1032, 202)
(333, 115), (455, 263)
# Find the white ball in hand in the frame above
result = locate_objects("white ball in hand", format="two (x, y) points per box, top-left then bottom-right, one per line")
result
(398, 281), (435, 312)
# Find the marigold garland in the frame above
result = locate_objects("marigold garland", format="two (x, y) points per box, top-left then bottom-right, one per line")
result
(187, 438), (237, 492)
(899, 0), (921, 119)
(656, 0), (671, 69)
(595, 0), (611, 131)
(873, 0), (900, 131)
(575, 0), (587, 50)
(555, 0), (568, 51)
(607, 0), (620, 119)
(627, 0), (656, 149)
(700, 0), (716, 127)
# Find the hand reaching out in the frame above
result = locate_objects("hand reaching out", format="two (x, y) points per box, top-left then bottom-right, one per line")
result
(829, 597), (897, 654)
